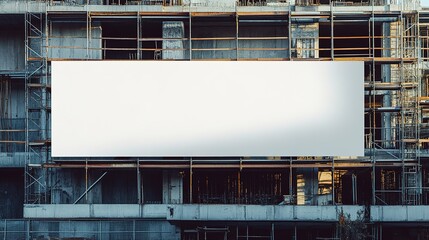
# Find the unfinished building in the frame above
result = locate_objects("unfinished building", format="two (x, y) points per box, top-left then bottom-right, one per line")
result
(1, 0), (429, 239)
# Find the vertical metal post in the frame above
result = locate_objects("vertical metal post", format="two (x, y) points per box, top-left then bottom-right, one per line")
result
(98, 221), (102, 240)
(335, 223), (339, 239)
(332, 158), (335, 204)
(371, 2), (377, 204)
(3, 219), (6, 240)
(372, 72), (377, 205)
(43, 7), (49, 143)
(137, 12), (141, 60)
(288, 2), (292, 59)
(189, 3), (192, 60)
(133, 219), (136, 240)
(190, 157), (193, 203)
(294, 225), (297, 240)
(271, 223), (274, 240)
(26, 220), (30, 240)
(24, 10), (29, 205)
(417, 11), (422, 205)
(236, 12), (239, 60)
(137, 158), (141, 204)
(85, 158), (88, 203)
(400, 10), (406, 204)
(43, 6), (49, 204)
(330, 0), (334, 60)
(86, 11), (89, 59)
(289, 158), (293, 201)
(368, 20), (371, 57)
(237, 169), (241, 204)
(352, 174), (357, 205)
(371, 1), (375, 73)
(373, 223), (378, 240)
(89, 13), (92, 59)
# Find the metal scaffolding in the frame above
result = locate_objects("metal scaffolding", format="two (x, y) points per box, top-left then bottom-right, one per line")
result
(24, 5), (51, 204)
(13, 1), (428, 231)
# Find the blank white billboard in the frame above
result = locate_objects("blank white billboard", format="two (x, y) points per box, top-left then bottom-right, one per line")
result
(51, 61), (363, 157)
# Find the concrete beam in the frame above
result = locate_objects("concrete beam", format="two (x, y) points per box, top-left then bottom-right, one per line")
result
(29, 205), (429, 222)
(24, 204), (168, 219)
(24, 204), (366, 221)
(371, 206), (429, 222)
(168, 205), (364, 222)
(0, 1), (45, 14)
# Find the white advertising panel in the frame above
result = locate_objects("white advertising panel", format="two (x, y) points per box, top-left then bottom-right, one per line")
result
(52, 61), (363, 157)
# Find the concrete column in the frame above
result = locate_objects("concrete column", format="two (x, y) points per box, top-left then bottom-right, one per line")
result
(381, 22), (392, 148)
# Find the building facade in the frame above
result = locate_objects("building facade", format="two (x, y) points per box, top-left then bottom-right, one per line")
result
(0, 0), (428, 239)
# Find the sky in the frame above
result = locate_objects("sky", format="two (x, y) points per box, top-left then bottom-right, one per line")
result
(423, 0), (429, 6)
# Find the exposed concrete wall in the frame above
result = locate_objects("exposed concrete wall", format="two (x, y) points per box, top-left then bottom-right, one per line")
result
(162, 21), (185, 59)
(49, 21), (102, 59)
(0, 20), (25, 71)
(240, 25), (288, 58)
(0, 153), (26, 167)
(143, 170), (163, 203)
(163, 170), (183, 204)
(0, 169), (24, 218)
(291, 23), (318, 58)
(0, 80), (25, 153)
(51, 170), (137, 204)
(192, 24), (288, 59)
(51, 169), (103, 204)
(102, 170), (137, 204)
(9, 80), (25, 119)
